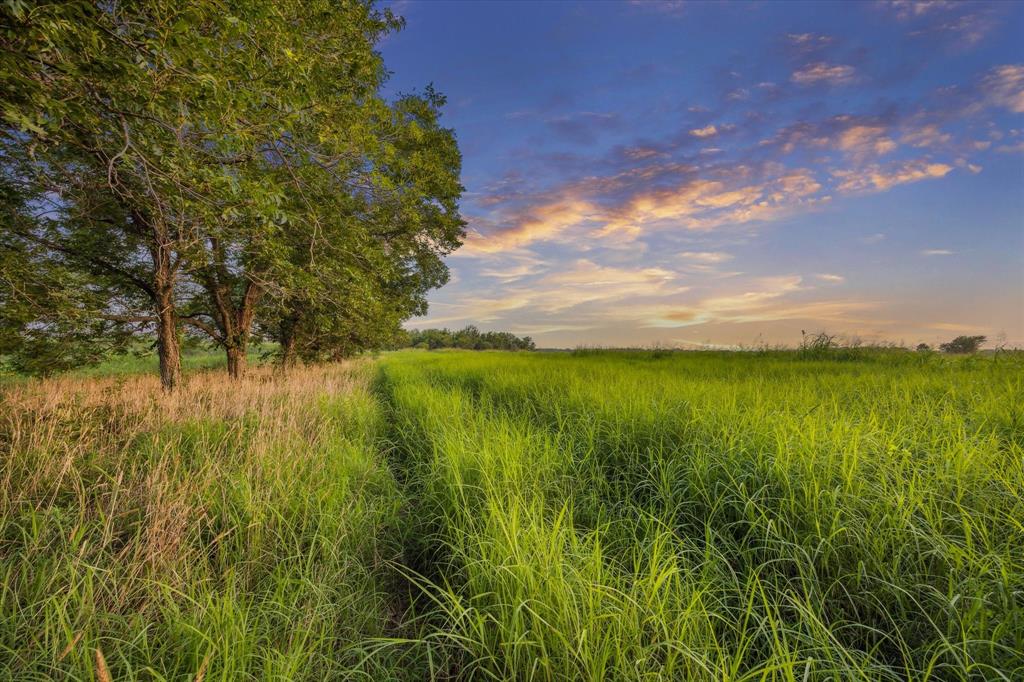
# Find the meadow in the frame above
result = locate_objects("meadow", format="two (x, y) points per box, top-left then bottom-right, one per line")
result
(1, 350), (1021, 680)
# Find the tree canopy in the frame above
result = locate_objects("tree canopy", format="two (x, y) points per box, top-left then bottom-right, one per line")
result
(1, 0), (464, 386)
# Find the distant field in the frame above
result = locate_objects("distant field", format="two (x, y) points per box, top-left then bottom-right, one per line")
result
(2, 350), (1021, 680)
(0, 346), (277, 385)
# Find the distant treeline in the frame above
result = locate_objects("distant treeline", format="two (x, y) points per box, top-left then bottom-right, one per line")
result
(403, 326), (535, 351)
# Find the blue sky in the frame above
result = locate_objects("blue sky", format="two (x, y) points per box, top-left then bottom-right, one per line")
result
(381, 0), (1024, 348)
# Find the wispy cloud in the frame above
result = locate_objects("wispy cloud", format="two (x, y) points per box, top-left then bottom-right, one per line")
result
(791, 62), (857, 86)
(786, 33), (835, 51)
(837, 125), (898, 158)
(921, 248), (954, 256)
(678, 251), (733, 263)
(885, 1), (956, 21)
(981, 65), (1024, 113)
(900, 124), (951, 148)
(832, 160), (953, 193)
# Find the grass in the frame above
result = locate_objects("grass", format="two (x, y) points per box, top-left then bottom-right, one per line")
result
(1, 349), (1021, 680)
(0, 362), (410, 680)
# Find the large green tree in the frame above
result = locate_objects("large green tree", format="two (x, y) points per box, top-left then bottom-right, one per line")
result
(264, 87), (465, 367)
(2, 0), (463, 384)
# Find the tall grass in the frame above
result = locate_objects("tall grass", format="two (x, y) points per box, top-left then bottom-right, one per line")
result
(379, 350), (1024, 681)
(0, 363), (410, 680)
(3, 350), (1021, 680)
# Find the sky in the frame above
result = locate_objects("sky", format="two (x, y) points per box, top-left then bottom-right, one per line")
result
(380, 0), (1024, 349)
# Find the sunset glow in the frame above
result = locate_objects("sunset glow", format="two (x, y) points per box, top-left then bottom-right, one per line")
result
(383, 0), (1024, 348)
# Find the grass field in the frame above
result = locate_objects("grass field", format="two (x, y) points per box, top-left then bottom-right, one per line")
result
(2, 350), (1021, 680)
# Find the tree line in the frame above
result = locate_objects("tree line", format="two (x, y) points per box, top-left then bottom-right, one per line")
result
(1, 0), (464, 390)
(402, 325), (535, 351)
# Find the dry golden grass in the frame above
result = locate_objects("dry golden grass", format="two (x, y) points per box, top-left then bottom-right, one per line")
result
(0, 360), (406, 680)
(3, 364), (369, 582)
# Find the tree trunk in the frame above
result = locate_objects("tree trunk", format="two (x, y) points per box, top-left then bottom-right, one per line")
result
(156, 302), (182, 391)
(277, 313), (299, 373)
(280, 334), (297, 371)
(151, 229), (182, 392)
(226, 343), (246, 379)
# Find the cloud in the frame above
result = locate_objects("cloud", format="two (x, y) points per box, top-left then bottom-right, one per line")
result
(787, 33), (835, 51)
(417, 259), (691, 327)
(629, 0), (686, 16)
(476, 252), (550, 283)
(981, 65), (1024, 113)
(861, 232), (887, 244)
(910, 12), (996, 48)
(463, 161), (831, 254)
(762, 115), (899, 157)
(838, 125), (898, 157)
(884, 1), (957, 21)
(996, 141), (1024, 154)
(622, 146), (667, 160)
(921, 248), (954, 256)
(690, 124), (719, 138)
(791, 62), (857, 86)
(644, 276), (877, 328)
(927, 321), (980, 332)
(534, 260), (685, 313)
(885, 1), (997, 50)
(899, 124), (951, 148)
(832, 160), (953, 193)
(816, 273), (846, 283)
(678, 251), (733, 263)
(596, 168), (827, 238)
(460, 197), (596, 253)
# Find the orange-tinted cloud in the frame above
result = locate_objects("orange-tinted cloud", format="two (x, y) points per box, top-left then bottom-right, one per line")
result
(838, 125), (898, 157)
(832, 160), (953, 193)
(690, 124), (719, 138)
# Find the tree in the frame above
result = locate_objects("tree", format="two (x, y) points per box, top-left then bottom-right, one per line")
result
(2, 0), (461, 383)
(938, 335), (986, 354)
(0, 199), (135, 374)
(1, 1), (248, 388)
(259, 84), (464, 369)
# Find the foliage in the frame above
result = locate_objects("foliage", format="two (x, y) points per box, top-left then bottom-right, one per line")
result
(0, 209), (134, 374)
(939, 334), (987, 354)
(406, 325), (536, 350)
(0, 0), (463, 385)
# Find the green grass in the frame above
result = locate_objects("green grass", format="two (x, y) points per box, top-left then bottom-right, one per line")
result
(378, 350), (1024, 681)
(1, 350), (1021, 680)
(76, 344), (278, 377)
